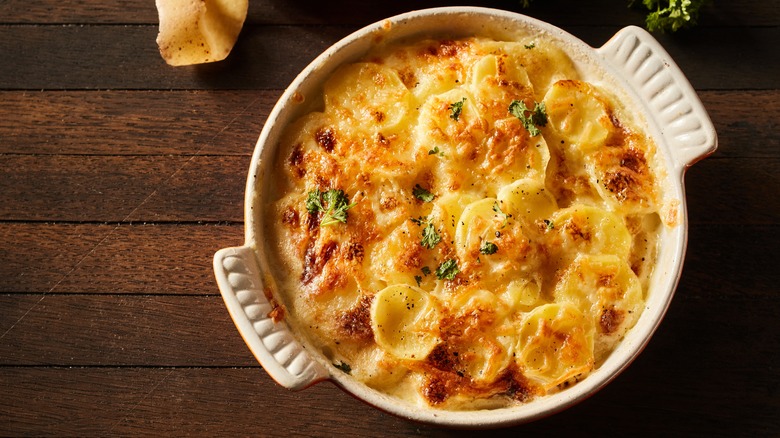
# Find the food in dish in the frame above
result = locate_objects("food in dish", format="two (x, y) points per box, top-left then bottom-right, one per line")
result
(265, 34), (667, 409)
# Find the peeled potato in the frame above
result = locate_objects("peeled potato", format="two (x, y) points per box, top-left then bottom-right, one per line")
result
(155, 0), (248, 66)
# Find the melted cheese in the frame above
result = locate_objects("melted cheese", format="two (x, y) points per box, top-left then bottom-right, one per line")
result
(266, 36), (666, 409)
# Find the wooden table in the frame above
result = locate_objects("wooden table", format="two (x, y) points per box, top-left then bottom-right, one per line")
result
(1, 1), (777, 436)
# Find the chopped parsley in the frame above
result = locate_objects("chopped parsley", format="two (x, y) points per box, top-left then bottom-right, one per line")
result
(428, 146), (445, 157)
(411, 216), (442, 249)
(421, 266), (432, 276)
(414, 275), (422, 286)
(305, 189), (356, 227)
(524, 42), (535, 49)
(413, 184), (435, 202)
(421, 222), (442, 249)
(435, 259), (460, 281)
(544, 219), (555, 230)
(492, 201), (506, 218)
(509, 99), (548, 137)
(480, 241), (498, 255)
(333, 361), (352, 374)
(492, 201), (509, 227)
(449, 97), (466, 121)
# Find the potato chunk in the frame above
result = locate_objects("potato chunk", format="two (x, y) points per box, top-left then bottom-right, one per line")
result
(155, 0), (248, 66)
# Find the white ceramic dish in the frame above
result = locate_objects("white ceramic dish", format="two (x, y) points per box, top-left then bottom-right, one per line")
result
(213, 7), (716, 428)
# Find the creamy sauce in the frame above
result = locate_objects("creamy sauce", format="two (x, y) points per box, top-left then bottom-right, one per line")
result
(265, 35), (665, 409)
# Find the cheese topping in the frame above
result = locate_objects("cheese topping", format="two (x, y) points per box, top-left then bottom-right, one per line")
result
(266, 36), (666, 409)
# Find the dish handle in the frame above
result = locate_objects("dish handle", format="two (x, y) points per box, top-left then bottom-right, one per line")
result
(214, 246), (329, 390)
(597, 26), (717, 168)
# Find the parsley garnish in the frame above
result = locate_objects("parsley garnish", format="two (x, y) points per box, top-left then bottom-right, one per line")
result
(524, 42), (535, 49)
(305, 189), (356, 227)
(492, 201), (510, 227)
(480, 241), (498, 255)
(305, 190), (324, 214)
(421, 266), (432, 276)
(414, 275), (422, 286)
(449, 97), (466, 121)
(412, 216), (442, 249)
(492, 201), (506, 218)
(637, 0), (708, 33)
(509, 99), (548, 136)
(428, 146), (445, 157)
(435, 259), (460, 280)
(413, 184), (435, 203)
(544, 219), (555, 230)
(421, 222), (442, 249)
(333, 361), (352, 374)
(520, 0), (709, 33)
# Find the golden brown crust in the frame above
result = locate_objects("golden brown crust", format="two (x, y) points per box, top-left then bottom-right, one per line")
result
(266, 35), (666, 410)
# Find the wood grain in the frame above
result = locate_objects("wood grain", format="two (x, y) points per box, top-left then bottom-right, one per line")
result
(0, 154), (776, 224)
(0, 0), (778, 436)
(0, 294), (255, 366)
(0, 90), (274, 155)
(1, 296), (777, 437)
(0, 223), (242, 294)
(0, 155), (248, 222)
(1, 223), (777, 297)
(0, 271), (777, 366)
(1, 0), (778, 26)
(2, 90), (777, 157)
(0, 25), (777, 91)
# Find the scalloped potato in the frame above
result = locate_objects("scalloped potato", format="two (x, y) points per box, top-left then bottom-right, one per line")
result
(266, 35), (665, 409)
(155, 0), (247, 66)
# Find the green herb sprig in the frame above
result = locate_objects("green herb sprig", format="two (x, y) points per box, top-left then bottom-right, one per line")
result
(509, 100), (548, 137)
(449, 98), (466, 121)
(413, 184), (435, 203)
(411, 216), (442, 249)
(435, 259), (460, 280)
(421, 222), (442, 249)
(306, 189), (356, 227)
(480, 241), (498, 255)
(519, 0), (710, 33)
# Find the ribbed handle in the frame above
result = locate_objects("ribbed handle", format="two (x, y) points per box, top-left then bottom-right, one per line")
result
(597, 26), (717, 168)
(213, 246), (329, 390)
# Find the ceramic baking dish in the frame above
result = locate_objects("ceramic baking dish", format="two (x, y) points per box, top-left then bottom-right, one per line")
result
(213, 7), (716, 427)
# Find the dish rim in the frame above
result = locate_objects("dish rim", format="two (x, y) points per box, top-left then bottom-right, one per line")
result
(221, 6), (717, 428)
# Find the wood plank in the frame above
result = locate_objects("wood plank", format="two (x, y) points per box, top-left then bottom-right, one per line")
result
(1, 154), (776, 224)
(0, 25), (777, 91)
(0, 223), (243, 294)
(0, 367), (430, 437)
(0, 90), (275, 155)
(699, 90), (780, 159)
(682, 225), (780, 301)
(1, 90), (776, 157)
(0, 223), (777, 367)
(1, 0), (777, 27)
(2, 223), (778, 297)
(0, 277), (777, 367)
(0, 292), (777, 436)
(685, 158), (780, 226)
(0, 24), (352, 90)
(0, 155), (248, 222)
(0, 295), (255, 366)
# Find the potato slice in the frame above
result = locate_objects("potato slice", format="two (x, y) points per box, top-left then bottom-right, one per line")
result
(371, 285), (440, 361)
(155, 0), (248, 66)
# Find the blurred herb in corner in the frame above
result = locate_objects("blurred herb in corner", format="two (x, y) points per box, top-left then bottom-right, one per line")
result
(521, 0), (712, 33)
(633, 0), (711, 33)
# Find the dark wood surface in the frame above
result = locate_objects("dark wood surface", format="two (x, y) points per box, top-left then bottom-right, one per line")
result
(1, 1), (778, 436)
